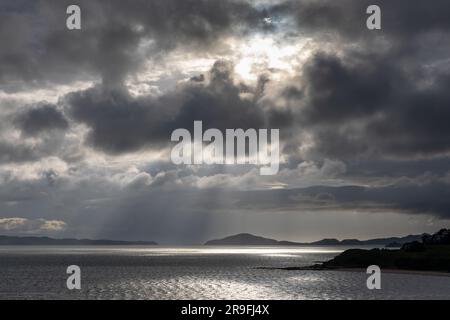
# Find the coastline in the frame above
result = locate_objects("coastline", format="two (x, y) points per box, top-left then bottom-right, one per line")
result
(257, 266), (450, 277)
(334, 268), (450, 277)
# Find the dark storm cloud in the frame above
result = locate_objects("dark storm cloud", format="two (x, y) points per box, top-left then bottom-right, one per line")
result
(230, 183), (450, 220)
(0, 102), (71, 164)
(288, 48), (450, 159)
(275, 0), (450, 158)
(272, 0), (450, 159)
(366, 72), (450, 157)
(65, 61), (267, 154)
(0, 0), (268, 90)
(273, 0), (450, 41)
(300, 52), (395, 124)
(14, 103), (68, 136)
(65, 85), (173, 153)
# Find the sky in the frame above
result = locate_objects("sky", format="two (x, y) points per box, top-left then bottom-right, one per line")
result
(1, 0), (450, 244)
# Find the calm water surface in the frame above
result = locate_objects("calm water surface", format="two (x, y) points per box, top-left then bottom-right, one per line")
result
(0, 246), (449, 300)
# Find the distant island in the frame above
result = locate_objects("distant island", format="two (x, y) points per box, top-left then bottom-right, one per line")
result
(267, 229), (450, 273)
(204, 233), (422, 246)
(0, 235), (157, 245)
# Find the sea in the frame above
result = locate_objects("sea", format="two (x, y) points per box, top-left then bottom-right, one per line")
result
(0, 246), (449, 300)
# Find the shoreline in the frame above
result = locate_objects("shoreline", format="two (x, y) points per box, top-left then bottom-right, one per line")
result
(256, 266), (450, 277)
(337, 268), (450, 277)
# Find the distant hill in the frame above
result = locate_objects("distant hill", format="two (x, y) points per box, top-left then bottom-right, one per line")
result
(204, 233), (422, 246)
(0, 235), (157, 245)
(205, 233), (282, 246)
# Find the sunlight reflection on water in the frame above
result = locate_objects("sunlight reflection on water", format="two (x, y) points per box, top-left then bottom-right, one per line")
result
(0, 246), (449, 300)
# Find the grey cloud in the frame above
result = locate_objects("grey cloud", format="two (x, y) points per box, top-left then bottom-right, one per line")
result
(65, 61), (267, 154)
(0, 0), (268, 90)
(14, 103), (69, 136)
(273, 0), (450, 41)
(0, 217), (66, 233)
(230, 183), (450, 220)
(366, 72), (450, 157)
(346, 157), (450, 179)
(287, 49), (450, 160)
(0, 141), (39, 164)
(0, 154), (447, 243)
(301, 52), (395, 124)
(5, 176), (449, 243)
(0, 102), (71, 164)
